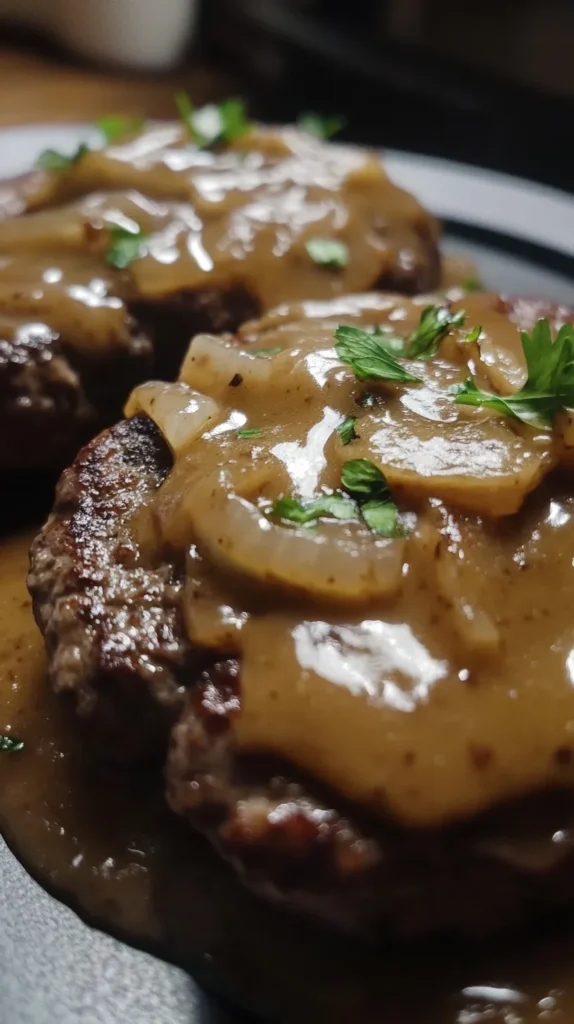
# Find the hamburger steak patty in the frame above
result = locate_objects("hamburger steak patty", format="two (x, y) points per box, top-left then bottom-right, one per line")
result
(0, 119), (440, 471)
(0, 313), (152, 471)
(29, 294), (574, 937)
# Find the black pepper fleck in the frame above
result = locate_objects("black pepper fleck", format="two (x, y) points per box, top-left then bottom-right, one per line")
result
(469, 743), (493, 769)
(229, 373), (243, 387)
(555, 746), (573, 767)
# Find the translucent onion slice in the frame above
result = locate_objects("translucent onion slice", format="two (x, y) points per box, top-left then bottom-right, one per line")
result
(554, 408), (574, 469)
(179, 334), (273, 398)
(125, 381), (221, 456)
(183, 480), (405, 604)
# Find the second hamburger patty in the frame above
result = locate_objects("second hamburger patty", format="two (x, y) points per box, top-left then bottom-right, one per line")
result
(29, 292), (574, 937)
(0, 119), (440, 471)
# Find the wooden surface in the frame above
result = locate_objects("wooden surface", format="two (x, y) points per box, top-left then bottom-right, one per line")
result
(0, 39), (234, 127)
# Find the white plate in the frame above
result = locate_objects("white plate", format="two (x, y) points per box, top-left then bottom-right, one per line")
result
(0, 124), (573, 1024)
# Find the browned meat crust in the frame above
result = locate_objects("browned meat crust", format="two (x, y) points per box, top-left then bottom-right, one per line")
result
(28, 294), (574, 936)
(0, 316), (152, 471)
(28, 414), (193, 758)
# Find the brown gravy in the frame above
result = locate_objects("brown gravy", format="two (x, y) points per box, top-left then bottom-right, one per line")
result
(3, 529), (574, 1023)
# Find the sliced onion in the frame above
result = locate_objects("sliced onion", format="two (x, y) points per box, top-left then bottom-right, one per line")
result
(183, 479), (405, 605)
(179, 334), (273, 397)
(554, 408), (574, 468)
(125, 381), (221, 456)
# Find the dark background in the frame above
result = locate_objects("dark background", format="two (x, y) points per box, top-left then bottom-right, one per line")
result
(202, 0), (574, 191)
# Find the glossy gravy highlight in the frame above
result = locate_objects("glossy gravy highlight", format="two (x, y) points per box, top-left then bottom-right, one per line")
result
(0, 124), (438, 353)
(128, 291), (574, 828)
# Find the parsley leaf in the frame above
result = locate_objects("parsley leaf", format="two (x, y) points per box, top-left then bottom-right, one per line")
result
(36, 143), (89, 172)
(176, 93), (250, 148)
(341, 459), (401, 537)
(405, 305), (466, 359)
(334, 325), (421, 384)
(105, 224), (148, 269)
(463, 276), (483, 292)
(297, 112), (345, 140)
(267, 463), (402, 538)
(268, 493), (357, 525)
(337, 415), (358, 445)
(454, 318), (574, 428)
(252, 346), (282, 359)
(0, 734), (24, 752)
(237, 427), (262, 439)
(361, 500), (399, 536)
(465, 325), (482, 343)
(306, 238), (348, 269)
(341, 459), (392, 501)
(96, 115), (145, 144)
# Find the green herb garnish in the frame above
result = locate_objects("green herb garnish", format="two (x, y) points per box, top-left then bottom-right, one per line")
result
(96, 115), (145, 144)
(297, 113), (345, 140)
(252, 347), (283, 359)
(361, 500), (399, 536)
(341, 459), (401, 537)
(176, 94), (250, 148)
(463, 276), (483, 292)
(454, 318), (574, 428)
(341, 459), (392, 500)
(0, 735), (24, 753)
(105, 224), (148, 269)
(36, 143), (89, 172)
(465, 325), (482, 343)
(334, 325), (421, 384)
(237, 427), (263, 439)
(405, 305), (466, 359)
(337, 415), (358, 445)
(306, 238), (348, 269)
(268, 493), (357, 525)
(268, 462), (401, 538)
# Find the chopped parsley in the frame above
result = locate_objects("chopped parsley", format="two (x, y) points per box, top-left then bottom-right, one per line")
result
(252, 346), (283, 359)
(341, 459), (401, 537)
(454, 318), (574, 429)
(405, 305), (466, 359)
(105, 224), (148, 269)
(176, 93), (250, 148)
(237, 427), (262, 439)
(341, 459), (392, 501)
(267, 462), (402, 538)
(306, 238), (348, 269)
(0, 735), (24, 753)
(96, 115), (145, 144)
(36, 143), (89, 172)
(297, 112), (345, 140)
(334, 325), (421, 384)
(465, 325), (482, 343)
(463, 276), (483, 292)
(36, 113), (146, 171)
(268, 493), (357, 525)
(336, 415), (358, 445)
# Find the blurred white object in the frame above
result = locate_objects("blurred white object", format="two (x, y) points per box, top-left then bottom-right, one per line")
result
(0, 0), (198, 71)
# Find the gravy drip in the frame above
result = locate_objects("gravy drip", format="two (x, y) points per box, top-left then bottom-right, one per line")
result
(3, 533), (574, 1022)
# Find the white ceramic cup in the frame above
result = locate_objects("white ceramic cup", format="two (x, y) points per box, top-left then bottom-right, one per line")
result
(0, 0), (198, 71)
